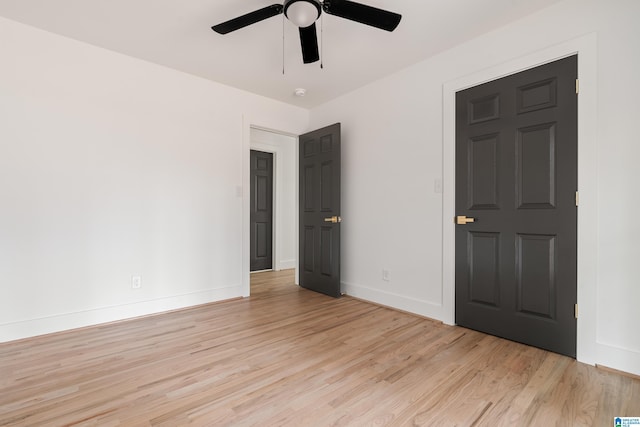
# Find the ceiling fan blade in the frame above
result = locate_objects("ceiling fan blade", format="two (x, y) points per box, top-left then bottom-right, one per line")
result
(299, 23), (320, 64)
(212, 4), (284, 34)
(323, 0), (401, 32)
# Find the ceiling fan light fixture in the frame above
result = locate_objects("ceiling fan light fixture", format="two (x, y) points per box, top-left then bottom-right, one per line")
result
(284, 0), (321, 28)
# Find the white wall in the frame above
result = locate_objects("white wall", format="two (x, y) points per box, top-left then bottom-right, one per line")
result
(250, 128), (298, 272)
(309, 0), (640, 375)
(0, 17), (309, 342)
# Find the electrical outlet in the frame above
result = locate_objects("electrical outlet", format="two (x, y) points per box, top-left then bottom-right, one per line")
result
(131, 276), (141, 289)
(382, 269), (390, 282)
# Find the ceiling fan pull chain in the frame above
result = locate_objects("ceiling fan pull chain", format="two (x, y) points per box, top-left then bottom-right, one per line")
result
(282, 13), (285, 75)
(320, 13), (324, 69)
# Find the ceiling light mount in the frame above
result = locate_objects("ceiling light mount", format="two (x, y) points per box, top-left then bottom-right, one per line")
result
(284, 0), (321, 28)
(294, 88), (307, 97)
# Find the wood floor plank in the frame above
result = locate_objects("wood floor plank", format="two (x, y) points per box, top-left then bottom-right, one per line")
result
(1, 269), (638, 426)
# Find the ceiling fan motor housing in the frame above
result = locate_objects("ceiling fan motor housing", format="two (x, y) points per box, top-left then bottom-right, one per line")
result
(284, 0), (322, 28)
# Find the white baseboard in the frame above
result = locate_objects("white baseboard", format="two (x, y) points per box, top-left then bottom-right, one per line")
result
(596, 342), (640, 377)
(341, 281), (444, 321)
(0, 285), (243, 343)
(278, 259), (297, 270)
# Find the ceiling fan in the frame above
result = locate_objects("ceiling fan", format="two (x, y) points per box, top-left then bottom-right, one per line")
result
(211, 0), (401, 64)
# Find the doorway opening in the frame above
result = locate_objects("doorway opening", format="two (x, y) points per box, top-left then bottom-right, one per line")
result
(249, 127), (299, 291)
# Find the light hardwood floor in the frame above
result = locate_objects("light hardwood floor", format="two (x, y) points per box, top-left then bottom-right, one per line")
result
(1, 269), (638, 426)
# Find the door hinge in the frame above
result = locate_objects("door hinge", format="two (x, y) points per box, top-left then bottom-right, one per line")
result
(576, 79), (580, 94)
(575, 304), (579, 319)
(575, 191), (579, 207)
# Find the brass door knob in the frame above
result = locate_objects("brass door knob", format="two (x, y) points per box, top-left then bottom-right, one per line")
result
(455, 215), (476, 225)
(324, 216), (342, 223)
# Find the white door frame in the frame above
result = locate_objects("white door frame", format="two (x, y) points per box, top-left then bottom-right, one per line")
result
(441, 33), (598, 365)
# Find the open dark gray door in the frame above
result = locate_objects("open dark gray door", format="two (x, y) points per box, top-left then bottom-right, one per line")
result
(455, 56), (578, 357)
(299, 123), (341, 297)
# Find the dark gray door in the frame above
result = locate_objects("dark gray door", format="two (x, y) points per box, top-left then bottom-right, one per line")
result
(250, 150), (273, 271)
(299, 123), (341, 297)
(455, 56), (578, 357)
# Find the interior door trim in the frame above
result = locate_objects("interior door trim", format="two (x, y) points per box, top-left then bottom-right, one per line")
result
(441, 33), (598, 365)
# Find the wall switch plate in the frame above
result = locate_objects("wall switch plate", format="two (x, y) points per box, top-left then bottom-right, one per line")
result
(382, 269), (390, 282)
(131, 276), (141, 289)
(434, 179), (443, 194)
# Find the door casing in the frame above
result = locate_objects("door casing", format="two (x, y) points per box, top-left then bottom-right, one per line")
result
(442, 33), (598, 365)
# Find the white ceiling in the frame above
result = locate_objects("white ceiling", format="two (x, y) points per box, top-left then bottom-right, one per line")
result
(0, 0), (565, 108)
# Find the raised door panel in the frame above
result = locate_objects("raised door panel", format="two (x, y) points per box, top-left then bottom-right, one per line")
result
(255, 175), (269, 212)
(304, 165), (316, 212)
(467, 134), (500, 210)
(517, 123), (556, 209)
(255, 222), (269, 258)
(517, 78), (557, 114)
(321, 161), (334, 212)
(516, 234), (557, 319)
(320, 227), (333, 276)
(467, 231), (501, 307)
(303, 226), (315, 273)
(468, 93), (500, 124)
